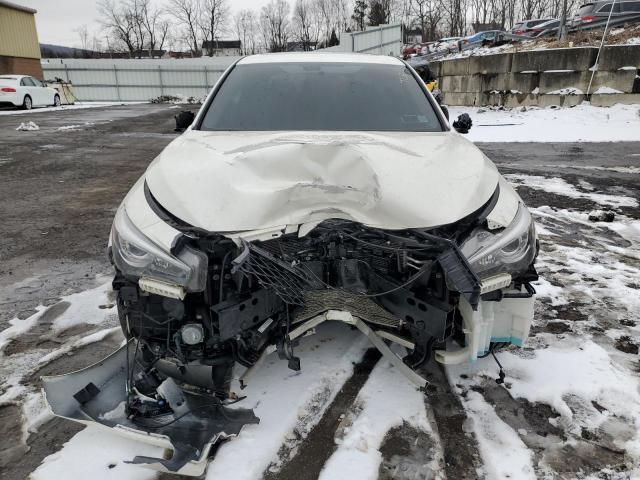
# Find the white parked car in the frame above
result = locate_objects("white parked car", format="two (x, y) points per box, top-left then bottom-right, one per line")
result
(0, 75), (61, 109)
(43, 53), (538, 476)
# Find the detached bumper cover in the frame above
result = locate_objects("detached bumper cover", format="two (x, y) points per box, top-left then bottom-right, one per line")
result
(42, 344), (258, 477)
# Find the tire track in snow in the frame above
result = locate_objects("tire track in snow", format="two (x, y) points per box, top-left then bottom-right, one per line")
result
(263, 349), (381, 480)
(318, 354), (439, 480)
(259, 348), (484, 480)
(419, 361), (483, 480)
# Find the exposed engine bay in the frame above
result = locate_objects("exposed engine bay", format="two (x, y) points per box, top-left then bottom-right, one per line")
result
(115, 217), (492, 390)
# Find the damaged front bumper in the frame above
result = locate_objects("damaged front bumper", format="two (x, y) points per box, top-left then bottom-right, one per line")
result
(42, 283), (535, 476)
(42, 343), (258, 476)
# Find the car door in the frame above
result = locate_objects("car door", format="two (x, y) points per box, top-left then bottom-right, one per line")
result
(29, 77), (50, 105)
(19, 77), (37, 105)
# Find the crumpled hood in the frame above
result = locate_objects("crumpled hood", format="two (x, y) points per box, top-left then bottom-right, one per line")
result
(145, 130), (499, 232)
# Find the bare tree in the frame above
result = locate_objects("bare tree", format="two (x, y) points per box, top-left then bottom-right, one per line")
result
(75, 25), (91, 50)
(167, 0), (202, 56)
(352, 0), (368, 30)
(292, 0), (322, 50)
(334, 0), (352, 33)
(518, 0), (536, 22)
(234, 9), (258, 54)
(411, 0), (428, 38)
(260, 0), (290, 52)
(138, 0), (169, 55)
(368, 0), (392, 25)
(438, 0), (470, 36)
(98, 0), (137, 54)
(200, 0), (229, 56)
(315, 0), (333, 45)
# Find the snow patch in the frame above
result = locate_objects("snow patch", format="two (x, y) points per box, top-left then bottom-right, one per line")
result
(0, 102), (146, 116)
(319, 358), (434, 480)
(458, 391), (536, 480)
(594, 86), (623, 94)
(56, 122), (95, 131)
(30, 426), (162, 480)
(449, 103), (640, 142)
(16, 121), (39, 131)
(546, 87), (583, 95)
(505, 174), (638, 208)
(206, 323), (369, 480)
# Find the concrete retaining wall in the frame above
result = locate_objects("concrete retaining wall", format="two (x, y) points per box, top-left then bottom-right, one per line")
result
(432, 45), (640, 106)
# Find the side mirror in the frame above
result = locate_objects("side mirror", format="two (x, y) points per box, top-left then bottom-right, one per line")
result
(174, 110), (195, 132)
(440, 104), (450, 121)
(453, 113), (472, 134)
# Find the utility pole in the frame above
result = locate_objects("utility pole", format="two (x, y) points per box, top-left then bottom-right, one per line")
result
(558, 0), (569, 41)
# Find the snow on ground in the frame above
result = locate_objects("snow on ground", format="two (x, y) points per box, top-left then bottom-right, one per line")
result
(30, 426), (162, 480)
(206, 323), (369, 480)
(319, 356), (435, 480)
(56, 122), (95, 131)
(444, 172), (640, 479)
(0, 102), (146, 116)
(0, 280), (119, 444)
(456, 389), (537, 480)
(505, 174), (638, 208)
(449, 103), (640, 142)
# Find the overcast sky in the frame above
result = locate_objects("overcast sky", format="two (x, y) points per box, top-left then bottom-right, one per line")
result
(18, 0), (271, 47)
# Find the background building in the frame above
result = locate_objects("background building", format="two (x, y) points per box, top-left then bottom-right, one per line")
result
(201, 40), (242, 57)
(0, 0), (42, 79)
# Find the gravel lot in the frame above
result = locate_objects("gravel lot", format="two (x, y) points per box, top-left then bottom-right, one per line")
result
(0, 105), (638, 480)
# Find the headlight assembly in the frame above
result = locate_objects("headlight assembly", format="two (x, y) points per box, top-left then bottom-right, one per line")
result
(111, 206), (207, 291)
(461, 203), (537, 280)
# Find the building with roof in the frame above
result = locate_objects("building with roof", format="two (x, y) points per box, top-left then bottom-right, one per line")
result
(201, 40), (242, 57)
(0, 1), (43, 79)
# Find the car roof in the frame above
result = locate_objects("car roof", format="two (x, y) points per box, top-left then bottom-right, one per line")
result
(238, 52), (404, 66)
(0, 75), (26, 79)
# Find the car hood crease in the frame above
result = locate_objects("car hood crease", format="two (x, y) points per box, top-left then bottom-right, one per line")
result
(145, 130), (500, 232)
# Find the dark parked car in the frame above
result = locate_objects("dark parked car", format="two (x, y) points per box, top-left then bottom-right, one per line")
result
(572, 0), (640, 29)
(527, 18), (561, 36)
(511, 18), (555, 35)
(459, 30), (503, 50)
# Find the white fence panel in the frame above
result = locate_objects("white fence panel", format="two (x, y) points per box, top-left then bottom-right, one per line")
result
(334, 23), (403, 56)
(41, 28), (402, 102)
(42, 58), (239, 102)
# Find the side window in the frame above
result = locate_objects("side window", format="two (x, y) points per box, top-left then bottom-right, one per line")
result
(21, 77), (35, 87)
(623, 1), (640, 11)
(31, 78), (43, 87)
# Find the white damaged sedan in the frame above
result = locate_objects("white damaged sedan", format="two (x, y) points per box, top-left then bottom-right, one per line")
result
(43, 53), (538, 476)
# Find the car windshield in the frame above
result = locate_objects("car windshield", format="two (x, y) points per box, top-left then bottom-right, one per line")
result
(199, 62), (443, 132)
